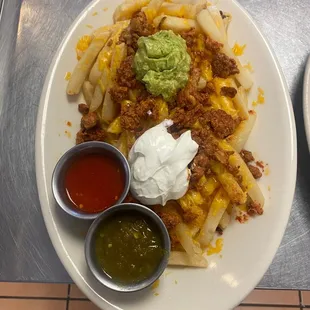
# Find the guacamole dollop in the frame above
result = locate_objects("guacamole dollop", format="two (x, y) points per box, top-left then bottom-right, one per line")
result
(134, 30), (191, 101)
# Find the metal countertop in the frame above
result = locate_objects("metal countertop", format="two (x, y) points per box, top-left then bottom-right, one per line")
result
(0, 0), (309, 288)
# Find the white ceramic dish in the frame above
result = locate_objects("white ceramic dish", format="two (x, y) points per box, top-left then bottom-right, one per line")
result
(35, 1), (297, 309)
(303, 55), (310, 150)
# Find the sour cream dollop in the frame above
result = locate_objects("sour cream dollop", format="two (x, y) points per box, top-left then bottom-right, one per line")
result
(128, 120), (199, 205)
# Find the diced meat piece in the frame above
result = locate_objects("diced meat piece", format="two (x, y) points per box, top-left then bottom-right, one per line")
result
(240, 149), (255, 163)
(76, 127), (106, 144)
(153, 207), (182, 230)
(119, 11), (154, 51)
(81, 112), (99, 130)
(207, 109), (237, 139)
(180, 28), (197, 47)
(211, 53), (239, 78)
(205, 35), (223, 53)
(177, 68), (212, 110)
(120, 103), (141, 131)
(220, 86), (237, 98)
(247, 201), (263, 216)
(110, 85), (129, 104)
(78, 103), (89, 115)
(248, 164), (262, 179)
(190, 152), (209, 182)
(116, 55), (138, 88)
(120, 97), (158, 131)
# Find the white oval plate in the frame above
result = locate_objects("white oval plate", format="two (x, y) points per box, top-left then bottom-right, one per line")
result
(35, 1), (297, 309)
(303, 56), (310, 150)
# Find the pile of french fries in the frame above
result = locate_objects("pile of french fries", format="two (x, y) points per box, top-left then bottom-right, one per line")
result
(66, 0), (264, 268)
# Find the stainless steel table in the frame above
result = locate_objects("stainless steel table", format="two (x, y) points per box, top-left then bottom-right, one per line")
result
(0, 0), (309, 288)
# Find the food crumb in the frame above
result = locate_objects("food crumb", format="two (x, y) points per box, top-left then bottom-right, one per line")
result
(236, 214), (248, 223)
(64, 130), (71, 139)
(164, 271), (172, 276)
(268, 185), (271, 191)
(152, 279), (160, 290)
(66, 121), (72, 127)
(79, 204), (84, 209)
(92, 11), (98, 16)
(108, 243), (112, 248)
(264, 166), (270, 176)
(154, 293), (159, 296)
(103, 7), (108, 12)
(64, 72), (71, 81)
(86, 24), (93, 29)
(232, 43), (246, 56)
(252, 100), (258, 107)
(114, 195), (118, 200)
(175, 280), (178, 284)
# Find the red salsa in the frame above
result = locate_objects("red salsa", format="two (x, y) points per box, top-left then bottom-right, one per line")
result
(64, 154), (125, 213)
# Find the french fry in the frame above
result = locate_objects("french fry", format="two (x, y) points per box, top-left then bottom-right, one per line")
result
(154, 15), (199, 32)
(210, 161), (247, 205)
(198, 188), (230, 247)
(219, 210), (231, 230)
(222, 43), (253, 90)
(89, 46), (113, 86)
(159, 3), (196, 19)
(89, 21), (129, 86)
(175, 223), (206, 263)
(219, 141), (265, 208)
(82, 81), (94, 106)
(90, 67), (110, 112)
(113, 0), (150, 22)
(67, 31), (111, 95)
(197, 9), (225, 44)
(207, 4), (227, 41)
(231, 80), (249, 120)
(227, 110), (257, 152)
(101, 43), (127, 122)
(169, 251), (208, 267)
(197, 175), (220, 198)
(143, 0), (165, 22)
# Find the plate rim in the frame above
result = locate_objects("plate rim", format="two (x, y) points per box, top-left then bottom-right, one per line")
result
(303, 55), (310, 151)
(35, 0), (297, 309)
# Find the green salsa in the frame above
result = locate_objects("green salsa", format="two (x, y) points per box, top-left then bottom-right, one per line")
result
(94, 212), (164, 284)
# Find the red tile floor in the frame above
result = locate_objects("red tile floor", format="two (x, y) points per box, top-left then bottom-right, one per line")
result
(0, 283), (308, 309)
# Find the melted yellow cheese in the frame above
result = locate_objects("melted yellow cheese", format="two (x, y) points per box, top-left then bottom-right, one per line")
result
(207, 238), (223, 256)
(232, 43), (246, 56)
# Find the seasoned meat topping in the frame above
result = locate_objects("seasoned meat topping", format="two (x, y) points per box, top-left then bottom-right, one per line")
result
(153, 206), (182, 230)
(205, 35), (223, 53)
(78, 103), (89, 115)
(116, 55), (138, 88)
(212, 53), (239, 78)
(206, 109), (238, 139)
(177, 68), (213, 110)
(81, 112), (99, 130)
(247, 201), (263, 216)
(248, 164), (262, 179)
(240, 149), (255, 163)
(120, 98), (158, 131)
(190, 152), (210, 182)
(76, 127), (106, 144)
(119, 11), (154, 52)
(109, 85), (129, 104)
(220, 86), (237, 98)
